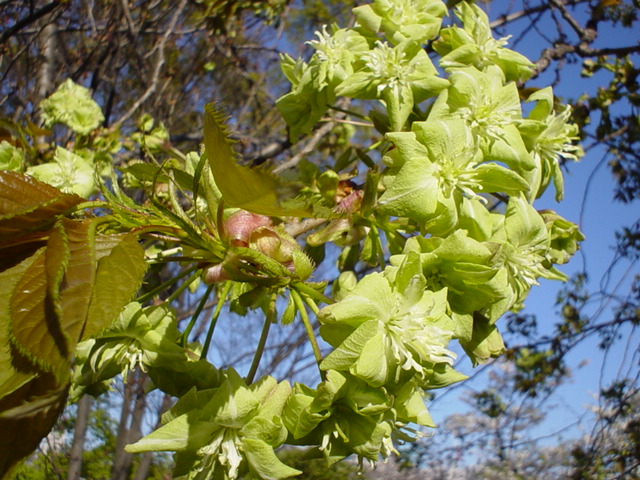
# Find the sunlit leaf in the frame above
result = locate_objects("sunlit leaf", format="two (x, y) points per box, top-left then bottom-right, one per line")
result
(9, 246), (68, 377)
(84, 234), (146, 339)
(0, 253), (41, 398)
(203, 104), (311, 217)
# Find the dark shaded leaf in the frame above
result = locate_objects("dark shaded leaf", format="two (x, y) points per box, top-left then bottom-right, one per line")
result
(0, 171), (84, 243)
(0, 373), (68, 480)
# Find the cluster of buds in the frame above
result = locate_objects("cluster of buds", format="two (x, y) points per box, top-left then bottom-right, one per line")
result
(203, 210), (313, 284)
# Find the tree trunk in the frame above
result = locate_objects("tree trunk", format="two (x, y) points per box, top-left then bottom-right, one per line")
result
(111, 370), (149, 480)
(132, 393), (173, 480)
(37, 22), (58, 101)
(66, 395), (93, 480)
(110, 376), (134, 480)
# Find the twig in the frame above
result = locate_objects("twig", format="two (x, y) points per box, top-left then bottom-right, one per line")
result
(113, 0), (187, 126)
(180, 284), (215, 346)
(0, 1), (62, 45)
(201, 281), (232, 359)
(320, 117), (374, 128)
(548, 0), (592, 41)
(489, 0), (589, 30)
(284, 218), (328, 238)
(291, 289), (325, 378)
(246, 295), (276, 384)
(120, 0), (138, 39)
(530, 43), (640, 80)
(273, 98), (352, 173)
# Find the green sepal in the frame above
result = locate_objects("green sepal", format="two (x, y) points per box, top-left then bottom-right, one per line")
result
(423, 363), (468, 390)
(281, 291), (297, 325)
(460, 313), (506, 366)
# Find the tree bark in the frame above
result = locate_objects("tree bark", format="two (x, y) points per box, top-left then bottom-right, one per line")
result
(111, 370), (149, 480)
(132, 393), (172, 480)
(66, 395), (93, 480)
(110, 376), (134, 480)
(37, 22), (58, 101)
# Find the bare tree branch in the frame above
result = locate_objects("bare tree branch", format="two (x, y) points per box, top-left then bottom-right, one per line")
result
(112, 0), (187, 127)
(0, 0), (62, 45)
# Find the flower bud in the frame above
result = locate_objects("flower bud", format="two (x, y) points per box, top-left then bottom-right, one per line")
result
(223, 210), (272, 246)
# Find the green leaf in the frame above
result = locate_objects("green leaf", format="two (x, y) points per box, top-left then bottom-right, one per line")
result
(84, 234), (146, 339)
(203, 104), (311, 217)
(9, 246), (68, 377)
(0, 253), (41, 398)
(40, 79), (104, 135)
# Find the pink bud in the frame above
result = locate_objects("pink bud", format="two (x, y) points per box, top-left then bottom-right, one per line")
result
(202, 263), (229, 284)
(223, 210), (272, 246)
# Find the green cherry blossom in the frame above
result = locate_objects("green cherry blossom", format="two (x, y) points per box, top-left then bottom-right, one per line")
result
(354, 0), (447, 44)
(519, 87), (584, 201)
(27, 146), (97, 198)
(434, 2), (533, 82)
(318, 255), (456, 387)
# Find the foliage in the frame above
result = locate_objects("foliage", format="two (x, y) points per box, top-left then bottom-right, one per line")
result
(3, 0), (623, 479)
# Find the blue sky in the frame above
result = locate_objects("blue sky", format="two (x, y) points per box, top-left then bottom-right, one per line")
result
(427, 1), (640, 443)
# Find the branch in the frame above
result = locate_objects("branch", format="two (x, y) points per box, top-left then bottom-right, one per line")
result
(272, 122), (335, 173)
(0, 0), (62, 45)
(548, 0), (594, 42)
(531, 42), (640, 80)
(489, 0), (589, 30)
(248, 138), (292, 165)
(112, 0), (187, 127)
